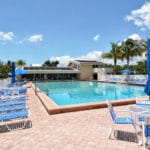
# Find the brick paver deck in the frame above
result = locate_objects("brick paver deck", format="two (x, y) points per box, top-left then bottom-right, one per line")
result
(0, 84), (144, 150)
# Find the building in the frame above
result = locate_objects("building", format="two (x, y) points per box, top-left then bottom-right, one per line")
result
(24, 60), (113, 81)
(68, 60), (103, 80)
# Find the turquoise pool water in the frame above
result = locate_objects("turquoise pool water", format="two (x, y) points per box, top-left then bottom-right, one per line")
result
(36, 81), (147, 106)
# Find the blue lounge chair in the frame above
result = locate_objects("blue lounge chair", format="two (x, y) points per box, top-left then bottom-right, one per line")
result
(0, 89), (12, 96)
(0, 96), (27, 103)
(136, 97), (150, 122)
(0, 109), (28, 121)
(135, 115), (150, 148)
(0, 99), (26, 107)
(143, 116), (150, 149)
(135, 99), (150, 147)
(0, 108), (31, 132)
(0, 104), (27, 113)
(106, 100), (138, 140)
(18, 88), (27, 95)
(0, 87), (27, 96)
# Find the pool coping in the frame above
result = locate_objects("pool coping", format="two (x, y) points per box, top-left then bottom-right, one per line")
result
(29, 81), (137, 114)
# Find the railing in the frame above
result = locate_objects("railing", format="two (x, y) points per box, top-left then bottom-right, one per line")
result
(93, 68), (107, 81)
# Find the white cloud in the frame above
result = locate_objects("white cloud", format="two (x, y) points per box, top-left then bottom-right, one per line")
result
(102, 55), (146, 66)
(50, 56), (74, 67)
(123, 33), (142, 42)
(49, 48), (145, 67)
(0, 32), (14, 41)
(102, 33), (145, 66)
(50, 51), (102, 67)
(30, 64), (42, 67)
(28, 34), (43, 42)
(77, 51), (102, 60)
(131, 53), (146, 65)
(127, 33), (142, 40)
(48, 33), (145, 67)
(126, 2), (150, 30)
(117, 42), (122, 46)
(93, 34), (100, 41)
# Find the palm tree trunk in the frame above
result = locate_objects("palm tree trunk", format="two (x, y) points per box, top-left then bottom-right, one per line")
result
(127, 57), (129, 69)
(114, 59), (117, 74)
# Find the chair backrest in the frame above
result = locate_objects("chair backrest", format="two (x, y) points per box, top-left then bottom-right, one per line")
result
(145, 125), (150, 137)
(106, 100), (116, 121)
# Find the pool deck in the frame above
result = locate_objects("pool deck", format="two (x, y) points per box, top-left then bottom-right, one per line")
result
(0, 82), (145, 150)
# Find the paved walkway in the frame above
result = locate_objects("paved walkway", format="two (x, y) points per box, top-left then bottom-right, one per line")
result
(0, 85), (144, 150)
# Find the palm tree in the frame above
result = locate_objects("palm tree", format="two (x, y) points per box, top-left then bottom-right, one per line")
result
(102, 42), (122, 74)
(16, 59), (26, 68)
(42, 60), (59, 67)
(0, 60), (11, 78)
(6, 60), (12, 68)
(121, 38), (146, 69)
(136, 60), (147, 74)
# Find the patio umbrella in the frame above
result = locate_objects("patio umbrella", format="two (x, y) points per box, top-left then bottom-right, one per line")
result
(15, 68), (28, 75)
(120, 69), (133, 74)
(144, 36), (150, 97)
(11, 62), (16, 84)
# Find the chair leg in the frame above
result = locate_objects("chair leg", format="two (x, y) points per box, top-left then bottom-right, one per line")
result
(108, 124), (114, 139)
(108, 127), (112, 139)
(133, 124), (139, 142)
(141, 122), (146, 149)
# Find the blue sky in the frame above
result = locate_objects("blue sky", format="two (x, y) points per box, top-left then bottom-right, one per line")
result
(0, 0), (150, 66)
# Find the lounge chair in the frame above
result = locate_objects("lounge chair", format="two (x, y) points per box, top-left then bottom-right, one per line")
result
(0, 99), (26, 107)
(142, 115), (150, 149)
(0, 87), (27, 96)
(135, 97), (150, 122)
(134, 99), (150, 147)
(0, 104), (27, 113)
(0, 107), (31, 132)
(18, 88), (27, 95)
(0, 96), (27, 103)
(106, 100), (138, 141)
(0, 109), (28, 121)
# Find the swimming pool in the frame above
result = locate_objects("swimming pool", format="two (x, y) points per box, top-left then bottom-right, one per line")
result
(36, 81), (147, 106)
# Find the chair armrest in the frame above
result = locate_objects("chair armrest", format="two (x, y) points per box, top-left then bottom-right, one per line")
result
(116, 110), (132, 113)
(115, 110), (133, 118)
(129, 105), (148, 115)
(136, 96), (149, 102)
(139, 111), (150, 117)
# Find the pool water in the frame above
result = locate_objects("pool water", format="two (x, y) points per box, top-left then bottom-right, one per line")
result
(36, 81), (147, 106)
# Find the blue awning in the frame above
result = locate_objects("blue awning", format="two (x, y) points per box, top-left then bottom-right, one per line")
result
(15, 68), (28, 75)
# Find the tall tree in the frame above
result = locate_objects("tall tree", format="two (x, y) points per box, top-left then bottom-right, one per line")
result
(0, 60), (11, 78)
(6, 60), (12, 68)
(42, 60), (59, 67)
(136, 60), (147, 74)
(102, 42), (122, 74)
(121, 39), (146, 68)
(16, 59), (26, 68)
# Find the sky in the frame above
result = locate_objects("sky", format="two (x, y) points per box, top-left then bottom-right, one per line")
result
(0, 0), (150, 66)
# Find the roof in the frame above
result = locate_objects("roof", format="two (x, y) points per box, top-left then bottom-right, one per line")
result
(24, 66), (74, 70)
(75, 60), (98, 63)
(69, 60), (103, 65)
